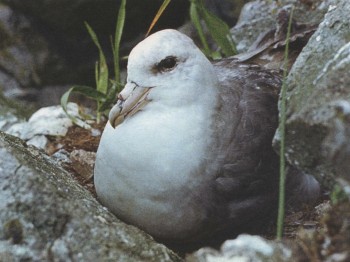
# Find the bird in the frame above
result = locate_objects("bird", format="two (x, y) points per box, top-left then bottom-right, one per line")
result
(94, 29), (319, 246)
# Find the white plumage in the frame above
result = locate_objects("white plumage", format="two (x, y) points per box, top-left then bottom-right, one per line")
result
(95, 30), (220, 240)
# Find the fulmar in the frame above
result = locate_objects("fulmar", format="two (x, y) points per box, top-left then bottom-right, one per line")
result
(94, 29), (319, 245)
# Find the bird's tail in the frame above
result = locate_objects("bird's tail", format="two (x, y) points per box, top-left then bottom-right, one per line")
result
(285, 166), (321, 209)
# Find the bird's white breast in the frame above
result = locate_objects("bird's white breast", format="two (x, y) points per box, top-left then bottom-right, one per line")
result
(94, 103), (216, 239)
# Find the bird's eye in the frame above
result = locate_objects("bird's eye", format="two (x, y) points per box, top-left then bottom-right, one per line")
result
(155, 56), (178, 73)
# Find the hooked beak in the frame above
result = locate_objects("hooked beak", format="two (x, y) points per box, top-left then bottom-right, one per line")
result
(109, 82), (152, 128)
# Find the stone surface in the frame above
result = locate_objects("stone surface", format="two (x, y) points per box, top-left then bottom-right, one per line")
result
(230, 0), (335, 53)
(0, 92), (27, 132)
(70, 149), (96, 181)
(0, 131), (181, 261)
(323, 99), (350, 196)
(188, 234), (293, 262)
(6, 103), (89, 150)
(0, 4), (68, 97)
(273, 0), (350, 188)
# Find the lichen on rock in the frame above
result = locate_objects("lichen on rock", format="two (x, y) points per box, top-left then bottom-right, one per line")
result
(0, 131), (181, 261)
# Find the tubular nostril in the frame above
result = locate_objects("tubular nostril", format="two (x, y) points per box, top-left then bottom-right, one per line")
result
(117, 93), (125, 101)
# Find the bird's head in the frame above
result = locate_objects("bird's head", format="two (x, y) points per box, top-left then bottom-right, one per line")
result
(109, 29), (218, 128)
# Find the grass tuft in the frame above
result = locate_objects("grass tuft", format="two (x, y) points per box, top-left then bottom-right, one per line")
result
(61, 0), (126, 125)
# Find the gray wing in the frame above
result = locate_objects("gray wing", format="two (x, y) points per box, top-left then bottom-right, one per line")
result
(184, 60), (282, 243)
(212, 58), (281, 199)
(176, 59), (318, 244)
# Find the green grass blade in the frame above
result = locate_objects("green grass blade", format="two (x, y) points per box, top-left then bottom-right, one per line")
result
(85, 22), (109, 95)
(61, 87), (74, 119)
(61, 85), (106, 128)
(67, 85), (107, 100)
(190, 1), (211, 57)
(95, 61), (99, 88)
(276, 7), (294, 241)
(113, 0), (126, 87)
(99, 81), (119, 112)
(196, 0), (236, 56)
(146, 0), (172, 36)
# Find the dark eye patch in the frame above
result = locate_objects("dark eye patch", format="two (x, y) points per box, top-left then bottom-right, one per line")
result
(153, 56), (178, 73)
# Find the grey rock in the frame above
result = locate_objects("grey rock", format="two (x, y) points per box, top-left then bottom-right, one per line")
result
(230, 0), (335, 53)
(0, 92), (27, 132)
(273, 0), (350, 188)
(0, 4), (62, 88)
(51, 149), (72, 168)
(0, 4), (73, 107)
(6, 103), (90, 150)
(0, 131), (181, 261)
(0, 70), (23, 100)
(70, 149), (96, 181)
(188, 234), (293, 262)
(0, 111), (19, 132)
(323, 99), (350, 196)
